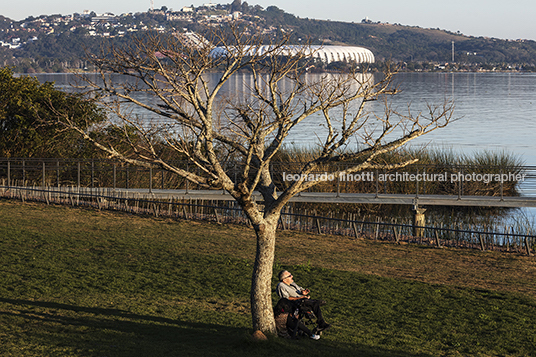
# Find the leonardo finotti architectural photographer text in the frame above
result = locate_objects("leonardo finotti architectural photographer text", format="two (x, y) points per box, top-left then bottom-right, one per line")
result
(282, 171), (526, 183)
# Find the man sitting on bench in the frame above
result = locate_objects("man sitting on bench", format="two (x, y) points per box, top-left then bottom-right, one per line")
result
(275, 270), (331, 333)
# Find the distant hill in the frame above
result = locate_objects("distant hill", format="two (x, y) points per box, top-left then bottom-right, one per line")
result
(1, 3), (536, 73)
(258, 6), (536, 66)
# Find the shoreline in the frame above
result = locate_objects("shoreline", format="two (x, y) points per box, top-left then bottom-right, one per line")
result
(15, 68), (536, 75)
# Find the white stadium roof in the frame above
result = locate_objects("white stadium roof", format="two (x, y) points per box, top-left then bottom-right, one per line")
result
(211, 45), (375, 64)
(307, 45), (375, 64)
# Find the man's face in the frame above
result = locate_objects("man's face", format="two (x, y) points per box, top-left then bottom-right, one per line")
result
(282, 271), (293, 283)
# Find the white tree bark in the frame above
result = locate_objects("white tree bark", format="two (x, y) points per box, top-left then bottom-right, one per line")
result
(249, 216), (278, 332)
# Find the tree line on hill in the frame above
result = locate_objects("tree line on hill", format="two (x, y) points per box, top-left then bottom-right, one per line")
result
(260, 7), (536, 69)
(1, 3), (536, 73)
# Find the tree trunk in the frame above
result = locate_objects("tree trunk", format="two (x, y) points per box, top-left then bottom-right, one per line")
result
(250, 215), (278, 333)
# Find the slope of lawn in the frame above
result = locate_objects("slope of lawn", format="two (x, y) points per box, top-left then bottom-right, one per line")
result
(1, 200), (535, 356)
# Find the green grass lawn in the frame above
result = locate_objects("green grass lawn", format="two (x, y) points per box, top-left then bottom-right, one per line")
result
(1, 200), (536, 356)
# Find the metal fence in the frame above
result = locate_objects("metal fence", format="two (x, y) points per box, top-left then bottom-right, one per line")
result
(1, 158), (535, 198)
(1, 181), (534, 256)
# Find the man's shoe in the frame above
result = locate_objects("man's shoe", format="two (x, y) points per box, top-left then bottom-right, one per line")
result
(310, 334), (320, 340)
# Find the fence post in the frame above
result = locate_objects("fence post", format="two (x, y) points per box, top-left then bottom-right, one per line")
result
(375, 169), (379, 198)
(415, 169), (419, 198)
(149, 166), (153, 193)
(185, 163), (189, 194)
(393, 219), (400, 243)
(458, 168), (463, 200)
(336, 174), (340, 197)
(214, 206), (220, 224)
(56, 160), (60, 188)
(525, 229), (532, 256)
(42, 161), (46, 189)
(505, 226), (510, 251)
(423, 168), (426, 194)
(352, 222), (359, 239)
(500, 169), (504, 201)
(7, 160), (10, 187)
(314, 211), (322, 235)
(435, 223), (442, 248)
(478, 233), (485, 251)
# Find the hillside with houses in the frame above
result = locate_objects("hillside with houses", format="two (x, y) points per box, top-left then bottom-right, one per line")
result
(1, 2), (536, 73)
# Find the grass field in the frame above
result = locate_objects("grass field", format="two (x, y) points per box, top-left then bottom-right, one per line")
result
(1, 199), (536, 356)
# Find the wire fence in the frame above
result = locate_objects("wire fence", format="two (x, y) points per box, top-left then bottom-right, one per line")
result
(1, 157), (535, 198)
(1, 182), (534, 256)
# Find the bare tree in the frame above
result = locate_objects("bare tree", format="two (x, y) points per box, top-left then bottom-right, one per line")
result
(59, 25), (453, 333)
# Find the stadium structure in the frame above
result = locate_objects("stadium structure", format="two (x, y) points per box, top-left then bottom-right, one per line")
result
(210, 45), (375, 64)
(175, 33), (374, 64)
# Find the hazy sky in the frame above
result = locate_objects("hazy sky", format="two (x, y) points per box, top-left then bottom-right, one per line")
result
(4, 0), (536, 41)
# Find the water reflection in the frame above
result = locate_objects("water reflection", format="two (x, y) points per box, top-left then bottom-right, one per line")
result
(29, 72), (536, 163)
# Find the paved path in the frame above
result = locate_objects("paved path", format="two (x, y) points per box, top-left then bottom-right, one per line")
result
(122, 188), (536, 208)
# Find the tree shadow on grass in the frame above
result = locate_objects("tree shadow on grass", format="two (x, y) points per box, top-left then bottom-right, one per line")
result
(0, 298), (431, 357)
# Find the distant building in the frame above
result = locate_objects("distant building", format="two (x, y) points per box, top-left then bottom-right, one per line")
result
(91, 14), (118, 24)
(0, 38), (22, 49)
(308, 46), (375, 63)
(175, 32), (210, 48)
(212, 45), (375, 64)
(167, 12), (193, 21)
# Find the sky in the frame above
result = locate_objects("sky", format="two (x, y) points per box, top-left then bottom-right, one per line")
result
(3, 0), (536, 41)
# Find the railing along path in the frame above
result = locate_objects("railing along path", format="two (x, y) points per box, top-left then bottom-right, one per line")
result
(1, 158), (535, 255)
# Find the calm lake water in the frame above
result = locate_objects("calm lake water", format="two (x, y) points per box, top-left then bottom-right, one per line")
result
(28, 72), (536, 221)
(34, 71), (536, 164)
(391, 72), (536, 165)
